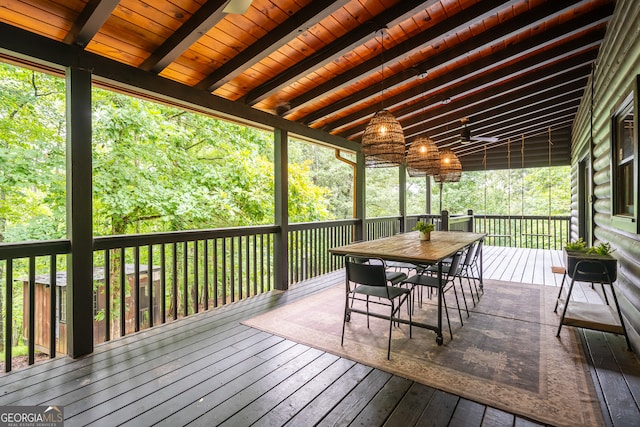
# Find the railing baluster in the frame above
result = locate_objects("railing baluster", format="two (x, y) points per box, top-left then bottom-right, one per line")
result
(49, 254), (57, 357)
(171, 243), (178, 321)
(28, 256), (35, 365)
(161, 243), (166, 323)
(148, 244), (154, 326)
(5, 259), (13, 372)
(104, 250), (110, 342)
(120, 247), (125, 336)
(134, 246), (140, 332)
(213, 238), (219, 308)
(193, 241), (198, 314)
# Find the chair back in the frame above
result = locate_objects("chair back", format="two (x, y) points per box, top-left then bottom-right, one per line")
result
(462, 242), (477, 266)
(345, 255), (388, 287)
(446, 251), (464, 280)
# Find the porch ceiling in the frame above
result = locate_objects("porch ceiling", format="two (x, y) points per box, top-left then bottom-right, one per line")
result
(0, 0), (614, 171)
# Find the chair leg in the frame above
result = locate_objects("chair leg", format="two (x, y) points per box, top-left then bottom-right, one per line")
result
(457, 276), (470, 317)
(442, 293), (453, 340)
(366, 296), (370, 328)
(387, 302), (394, 360)
(449, 283), (465, 326)
(341, 293), (350, 346)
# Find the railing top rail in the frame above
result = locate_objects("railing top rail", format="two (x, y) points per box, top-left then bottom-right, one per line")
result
(449, 215), (473, 224)
(0, 239), (71, 260)
(289, 218), (359, 231)
(93, 225), (279, 250)
(475, 214), (571, 220)
(364, 216), (402, 222)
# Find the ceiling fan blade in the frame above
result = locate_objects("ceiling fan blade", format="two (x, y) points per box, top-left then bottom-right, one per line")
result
(223, 0), (252, 14)
(472, 136), (499, 143)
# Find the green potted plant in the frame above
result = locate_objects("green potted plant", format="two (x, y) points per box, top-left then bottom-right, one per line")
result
(413, 221), (435, 241)
(563, 239), (617, 281)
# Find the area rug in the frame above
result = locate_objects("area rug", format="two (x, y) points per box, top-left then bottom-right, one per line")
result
(242, 279), (603, 427)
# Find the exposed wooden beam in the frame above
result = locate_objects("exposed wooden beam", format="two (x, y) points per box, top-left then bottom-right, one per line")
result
(63, 0), (120, 47)
(195, 0), (353, 91)
(140, 0), (230, 73)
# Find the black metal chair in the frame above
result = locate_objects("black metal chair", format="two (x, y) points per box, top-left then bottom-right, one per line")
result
(342, 255), (412, 359)
(400, 250), (464, 340)
(422, 246), (471, 321)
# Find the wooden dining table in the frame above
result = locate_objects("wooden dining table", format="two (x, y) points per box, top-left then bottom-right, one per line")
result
(329, 230), (486, 345)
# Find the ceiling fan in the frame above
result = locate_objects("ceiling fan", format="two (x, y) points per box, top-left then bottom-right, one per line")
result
(223, 0), (253, 14)
(460, 118), (499, 144)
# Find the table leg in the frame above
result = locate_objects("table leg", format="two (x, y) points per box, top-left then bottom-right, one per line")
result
(436, 261), (443, 345)
(479, 238), (484, 292)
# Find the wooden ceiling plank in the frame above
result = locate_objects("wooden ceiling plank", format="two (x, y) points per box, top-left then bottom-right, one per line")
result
(397, 62), (592, 140)
(240, 0), (442, 106)
(436, 100), (581, 148)
(195, 0), (352, 91)
(405, 80), (587, 143)
(340, 56), (594, 141)
(63, 0), (120, 47)
(394, 35), (603, 131)
(335, 41), (600, 138)
(302, 0), (613, 123)
(298, 0), (603, 126)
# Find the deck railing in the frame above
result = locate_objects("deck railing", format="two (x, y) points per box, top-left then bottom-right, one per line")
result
(288, 219), (358, 284)
(1, 213), (570, 371)
(474, 215), (570, 250)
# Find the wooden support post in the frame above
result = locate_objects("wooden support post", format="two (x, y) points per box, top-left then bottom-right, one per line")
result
(274, 128), (289, 291)
(65, 66), (93, 357)
(426, 175), (432, 215)
(399, 164), (407, 233)
(354, 151), (365, 241)
(441, 210), (450, 231)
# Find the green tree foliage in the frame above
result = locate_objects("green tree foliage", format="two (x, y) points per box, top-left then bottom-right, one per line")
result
(288, 139), (354, 220)
(433, 168), (570, 216)
(0, 64), (66, 242)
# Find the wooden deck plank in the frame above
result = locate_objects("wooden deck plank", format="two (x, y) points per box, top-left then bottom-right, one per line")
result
(481, 406), (515, 426)
(349, 375), (413, 426)
(384, 382), (436, 427)
(251, 357), (357, 426)
(72, 335), (298, 425)
(216, 351), (341, 427)
(583, 330), (640, 427)
(448, 398), (485, 427)
(11, 325), (266, 406)
(415, 390), (459, 426)
(283, 363), (374, 426)
(1, 248), (637, 427)
(315, 369), (393, 426)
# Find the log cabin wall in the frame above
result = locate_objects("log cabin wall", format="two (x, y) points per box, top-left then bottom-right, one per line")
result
(571, 0), (640, 351)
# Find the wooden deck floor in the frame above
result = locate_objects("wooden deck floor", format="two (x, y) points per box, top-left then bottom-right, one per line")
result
(1, 247), (639, 426)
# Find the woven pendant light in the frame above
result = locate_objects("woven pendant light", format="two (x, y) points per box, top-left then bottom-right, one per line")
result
(434, 148), (462, 183)
(361, 29), (405, 168)
(406, 135), (440, 177)
(361, 109), (406, 167)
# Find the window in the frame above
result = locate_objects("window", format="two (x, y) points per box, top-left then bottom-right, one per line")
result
(611, 76), (639, 233)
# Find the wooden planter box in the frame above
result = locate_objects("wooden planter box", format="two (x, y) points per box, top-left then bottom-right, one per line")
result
(564, 249), (617, 282)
